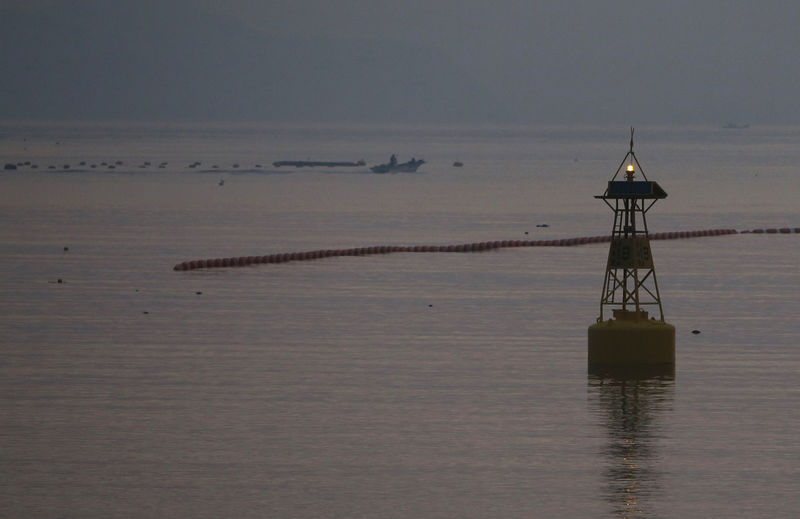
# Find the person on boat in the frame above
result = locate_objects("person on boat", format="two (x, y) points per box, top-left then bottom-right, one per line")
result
(390, 154), (397, 167)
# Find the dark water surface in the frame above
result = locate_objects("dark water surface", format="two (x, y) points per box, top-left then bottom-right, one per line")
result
(1, 123), (798, 517)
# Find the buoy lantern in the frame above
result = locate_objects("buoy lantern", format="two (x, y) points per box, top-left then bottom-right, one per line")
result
(588, 129), (675, 367)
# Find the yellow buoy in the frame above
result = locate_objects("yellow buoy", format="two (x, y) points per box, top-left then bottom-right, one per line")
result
(588, 128), (675, 368)
(589, 310), (675, 365)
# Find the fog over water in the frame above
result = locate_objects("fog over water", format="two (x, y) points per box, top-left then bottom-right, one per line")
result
(2, 0), (800, 123)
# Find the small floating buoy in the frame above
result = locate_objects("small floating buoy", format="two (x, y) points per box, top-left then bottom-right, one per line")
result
(63, 246), (69, 252)
(196, 291), (202, 295)
(428, 304), (433, 307)
(143, 311), (149, 314)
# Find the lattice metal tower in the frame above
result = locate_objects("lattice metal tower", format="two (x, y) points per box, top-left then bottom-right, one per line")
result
(596, 129), (666, 321)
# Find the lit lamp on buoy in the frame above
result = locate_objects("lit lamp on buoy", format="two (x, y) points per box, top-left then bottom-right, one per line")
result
(588, 129), (675, 368)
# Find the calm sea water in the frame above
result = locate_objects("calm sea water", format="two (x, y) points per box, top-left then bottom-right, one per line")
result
(1, 122), (798, 518)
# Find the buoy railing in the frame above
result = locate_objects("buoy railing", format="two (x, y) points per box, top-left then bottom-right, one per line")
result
(170, 227), (799, 271)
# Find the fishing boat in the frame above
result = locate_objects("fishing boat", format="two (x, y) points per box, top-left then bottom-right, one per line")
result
(370, 154), (425, 173)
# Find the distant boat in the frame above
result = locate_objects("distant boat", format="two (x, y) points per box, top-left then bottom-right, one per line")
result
(370, 154), (425, 173)
(453, 161), (463, 167)
(723, 122), (750, 129)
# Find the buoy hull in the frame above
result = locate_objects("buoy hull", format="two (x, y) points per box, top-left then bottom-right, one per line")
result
(588, 319), (675, 366)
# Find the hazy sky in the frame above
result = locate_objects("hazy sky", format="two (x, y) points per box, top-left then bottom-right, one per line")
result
(2, 0), (800, 123)
(212, 0), (800, 123)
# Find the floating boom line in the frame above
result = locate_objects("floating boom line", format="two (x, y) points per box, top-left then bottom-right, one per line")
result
(171, 227), (799, 271)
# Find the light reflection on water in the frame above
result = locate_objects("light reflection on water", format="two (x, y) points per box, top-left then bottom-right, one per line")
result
(588, 367), (675, 518)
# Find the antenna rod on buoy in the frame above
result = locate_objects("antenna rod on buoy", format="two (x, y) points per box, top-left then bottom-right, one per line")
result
(630, 127), (634, 153)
